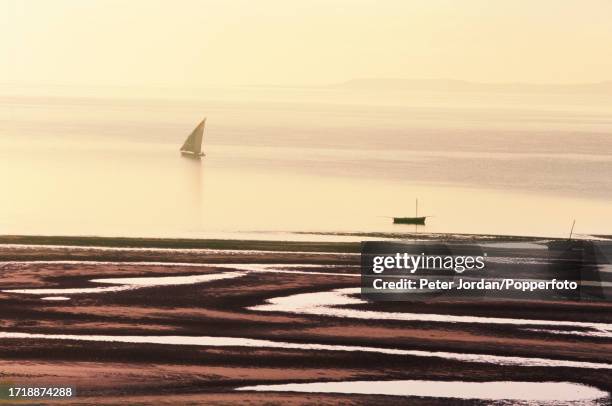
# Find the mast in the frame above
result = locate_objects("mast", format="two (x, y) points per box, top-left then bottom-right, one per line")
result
(416, 198), (418, 218)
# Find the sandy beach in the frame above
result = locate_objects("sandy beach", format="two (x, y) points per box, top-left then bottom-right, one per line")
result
(0, 235), (610, 405)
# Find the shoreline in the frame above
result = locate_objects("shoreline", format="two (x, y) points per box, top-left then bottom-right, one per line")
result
(0, 231), (562, 252)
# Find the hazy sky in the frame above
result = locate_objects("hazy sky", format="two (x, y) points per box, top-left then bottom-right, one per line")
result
(2, 0), (612, 87)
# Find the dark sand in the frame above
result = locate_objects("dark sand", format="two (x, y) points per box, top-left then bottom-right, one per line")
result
(0, 236), (610, 405)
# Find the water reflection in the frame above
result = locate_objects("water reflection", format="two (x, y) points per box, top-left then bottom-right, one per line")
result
(181, 156), (204, 231)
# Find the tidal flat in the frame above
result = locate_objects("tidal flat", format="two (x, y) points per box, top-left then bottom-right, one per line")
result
(0, 235), (610, 405)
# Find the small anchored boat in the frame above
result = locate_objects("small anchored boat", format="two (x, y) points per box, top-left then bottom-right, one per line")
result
(393, 216), (426, 225)
(393, 198), (427, 225)
(180, 118), (206, 159)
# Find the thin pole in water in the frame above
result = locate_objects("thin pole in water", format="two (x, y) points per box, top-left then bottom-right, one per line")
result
(415, 198), (419, 234)
(569, 220), (576, 240)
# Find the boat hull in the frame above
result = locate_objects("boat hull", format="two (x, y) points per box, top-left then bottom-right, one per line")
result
(180, 151), (205, 159)
(393, 216), (426, 225)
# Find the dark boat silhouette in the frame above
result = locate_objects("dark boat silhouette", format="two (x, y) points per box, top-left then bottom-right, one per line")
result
(393, 198), (427, 225)
(393, 216), (426, 225)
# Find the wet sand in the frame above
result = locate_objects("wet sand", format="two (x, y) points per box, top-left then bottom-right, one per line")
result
(0, 236), (611, 405)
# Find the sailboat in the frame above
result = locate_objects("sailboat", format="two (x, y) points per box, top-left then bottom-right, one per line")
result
(180, 118), (206, 158)
(393, 198), (427, 225)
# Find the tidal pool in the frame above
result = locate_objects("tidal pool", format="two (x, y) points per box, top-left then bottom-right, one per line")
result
(251, 287), (612, 337)
(237, 380), (608, 402)
(0, 331), (610, 370)
(1, 263), (356, 297)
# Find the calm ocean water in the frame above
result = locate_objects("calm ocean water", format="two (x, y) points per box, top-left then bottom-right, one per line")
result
(1, 86), (611, 239)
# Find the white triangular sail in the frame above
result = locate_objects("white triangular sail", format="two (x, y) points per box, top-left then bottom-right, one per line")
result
(181, 118), (206, 154)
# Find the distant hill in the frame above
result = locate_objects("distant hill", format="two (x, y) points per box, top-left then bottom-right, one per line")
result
(334, 78), (612, 94)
